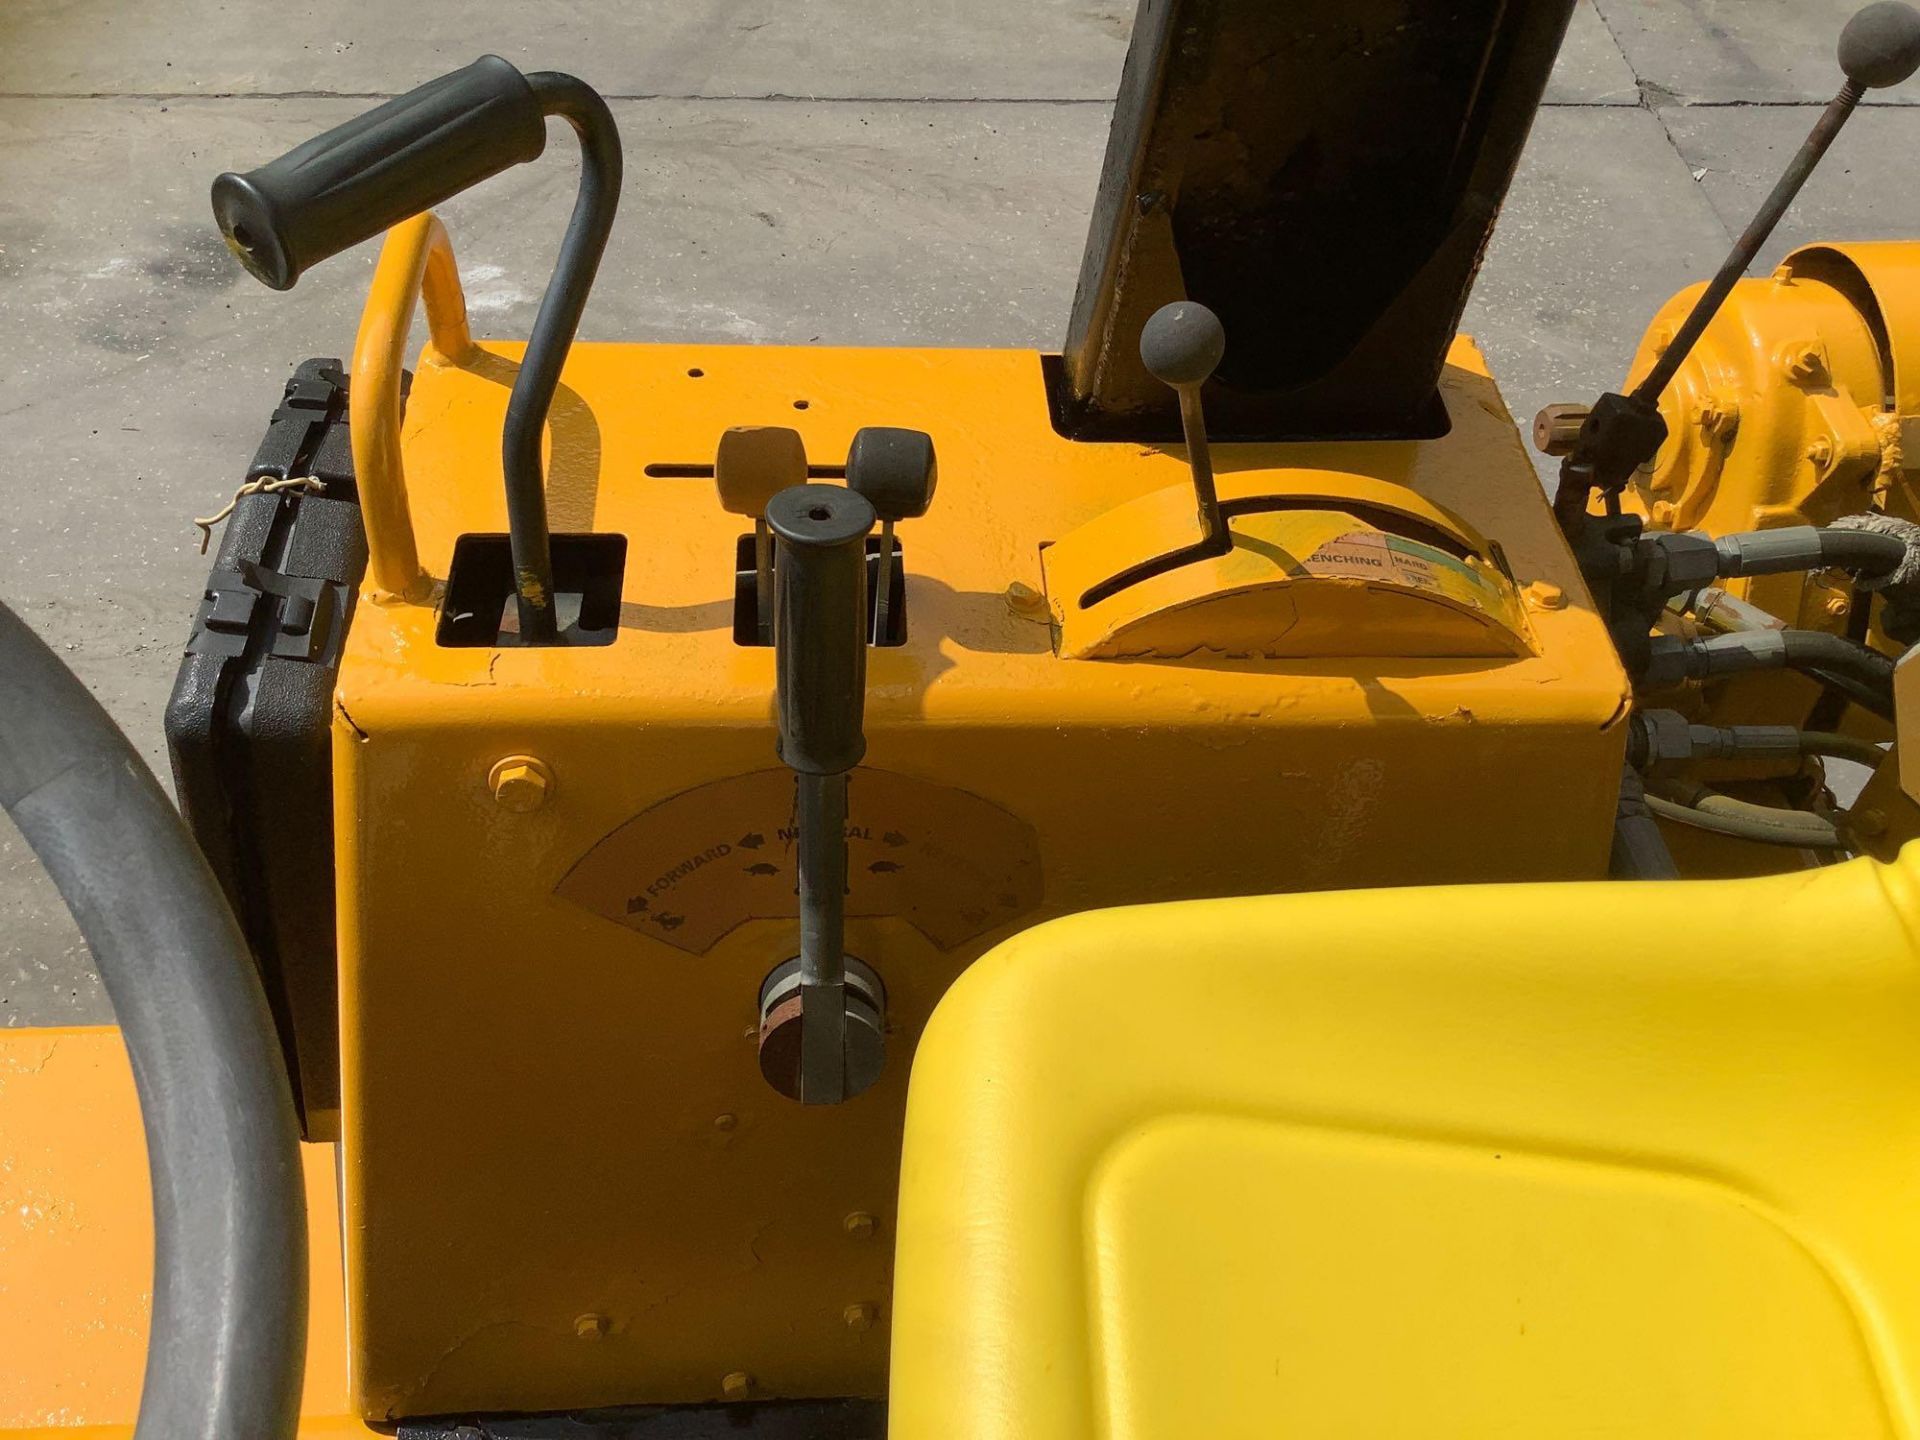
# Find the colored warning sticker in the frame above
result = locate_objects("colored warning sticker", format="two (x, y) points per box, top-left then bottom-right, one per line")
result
(557, 767), (1043, 955)
(1301, 529), (1510, 617)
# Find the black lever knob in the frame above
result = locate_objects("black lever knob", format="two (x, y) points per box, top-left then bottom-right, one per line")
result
(212, 56), (547, 291)
(846, 427), (937, 645)
(762, 483), (882, 1105)
(1140, 301), (1230, 555)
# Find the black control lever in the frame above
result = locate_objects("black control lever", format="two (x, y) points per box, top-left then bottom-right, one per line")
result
(1550, 2), (1920, 525)
(1081, 300), (1230, 608)
(845, 427), (938, 644)
(211, 56), (623, 645)
(757, 484), (886, 1105)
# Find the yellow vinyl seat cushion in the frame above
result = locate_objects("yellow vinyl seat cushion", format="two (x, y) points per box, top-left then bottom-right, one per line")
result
(889, 852), (1920, 1439)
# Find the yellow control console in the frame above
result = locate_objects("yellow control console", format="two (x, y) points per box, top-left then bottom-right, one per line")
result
(328, 219), (1627, 1417)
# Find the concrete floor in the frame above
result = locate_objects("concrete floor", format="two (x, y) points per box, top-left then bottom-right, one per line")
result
(2, 0), (1914, 1025)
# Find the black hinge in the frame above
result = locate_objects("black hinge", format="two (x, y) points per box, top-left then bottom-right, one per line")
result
(188, 557), (346, 663)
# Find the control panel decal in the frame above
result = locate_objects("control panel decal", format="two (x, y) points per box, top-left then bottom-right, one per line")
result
(558, 767), (1043, 954)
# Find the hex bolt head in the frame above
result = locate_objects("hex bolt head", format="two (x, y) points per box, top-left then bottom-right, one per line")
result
(488, 755), (553, 812)
(1783, 342), (1829, 386)
(1839, 1), (1920, 88)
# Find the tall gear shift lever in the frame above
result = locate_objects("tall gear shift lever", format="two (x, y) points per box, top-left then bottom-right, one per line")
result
(1548, 0), (1920, 530)
(756, 484), (887, 1105)
(1081, 300), (1233, 608)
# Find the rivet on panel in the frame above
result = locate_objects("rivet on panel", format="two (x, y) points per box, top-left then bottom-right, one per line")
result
(489, 754), (553, 812)
(574, 1312), (610, 1340)
(843, 1211), (878, 1240)
(843, 1302), (878, 1332)
(722, 1371), (755, 1401)
(714, 1113), (738, 1132)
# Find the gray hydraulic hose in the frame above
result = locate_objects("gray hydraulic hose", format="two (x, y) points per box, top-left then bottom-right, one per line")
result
(1643, 794), (1850, 852)
(1711, 524), (1910, 581)
(0, 601), (305, 1440)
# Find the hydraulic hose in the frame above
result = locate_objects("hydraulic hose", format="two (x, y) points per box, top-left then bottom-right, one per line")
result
(1711, 525), (1910, 582)
(1644, 783), (1847, 850)
(1644, 628), (1897, 720)
(0, 602), (306, 1440)
(1628, 709), (1889, 771)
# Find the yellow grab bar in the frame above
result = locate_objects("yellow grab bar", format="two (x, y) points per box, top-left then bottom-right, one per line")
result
(350, 213), (474, 601)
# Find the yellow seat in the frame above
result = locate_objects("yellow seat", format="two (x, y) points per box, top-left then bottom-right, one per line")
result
(890, 852), (1920, 1439)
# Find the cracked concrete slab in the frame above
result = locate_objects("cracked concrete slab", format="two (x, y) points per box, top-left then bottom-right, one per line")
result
(1592, 0), (1920, 105)
(1659, 102), (1920, 270)
(1463, 106), (1735, 484)
(1546, 0), (1642, 106)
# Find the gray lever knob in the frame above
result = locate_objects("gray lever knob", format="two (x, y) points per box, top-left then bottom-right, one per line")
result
(1140, 301), (1229, 554)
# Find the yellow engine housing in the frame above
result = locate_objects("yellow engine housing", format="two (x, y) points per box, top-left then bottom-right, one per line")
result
(326, 222), (1627, 1418)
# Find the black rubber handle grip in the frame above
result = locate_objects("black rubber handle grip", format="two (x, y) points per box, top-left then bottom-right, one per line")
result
(770, 484), (875, 776)
(210, 55), (547, 290)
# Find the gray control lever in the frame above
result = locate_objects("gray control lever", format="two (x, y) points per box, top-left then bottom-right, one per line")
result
(756, 484), (886, 1104)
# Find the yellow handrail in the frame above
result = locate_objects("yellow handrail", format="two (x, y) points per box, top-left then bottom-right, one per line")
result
(350, 213), (474, 601)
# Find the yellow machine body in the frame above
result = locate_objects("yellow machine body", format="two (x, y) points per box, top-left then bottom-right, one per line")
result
(317, 220), (1627, 1417)
(890, 849), (1920, 1440)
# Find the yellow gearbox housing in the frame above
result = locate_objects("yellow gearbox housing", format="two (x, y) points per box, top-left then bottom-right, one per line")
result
(326, 218), (1627, 1419)
(1626, 243), (1920, 715)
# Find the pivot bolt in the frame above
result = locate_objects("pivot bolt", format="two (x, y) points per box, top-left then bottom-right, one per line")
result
(489, 755), (552, 812)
